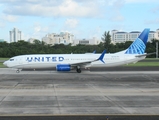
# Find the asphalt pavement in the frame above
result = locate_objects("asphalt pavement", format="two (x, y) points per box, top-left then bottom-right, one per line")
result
(0, 68), (159, 119)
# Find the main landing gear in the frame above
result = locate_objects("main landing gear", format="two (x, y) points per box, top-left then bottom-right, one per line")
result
(76, 68), (81, 73)
(76, 66), (81, 73)
(16, 69), (20, 73)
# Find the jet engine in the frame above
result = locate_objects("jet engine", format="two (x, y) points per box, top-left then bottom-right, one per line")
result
(56, 64), (71, 71)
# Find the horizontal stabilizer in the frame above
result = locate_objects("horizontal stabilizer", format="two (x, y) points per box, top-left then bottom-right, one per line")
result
(135, 52), (156, 57)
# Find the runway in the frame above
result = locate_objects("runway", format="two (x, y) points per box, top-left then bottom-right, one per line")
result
(0, 68), (159, 119)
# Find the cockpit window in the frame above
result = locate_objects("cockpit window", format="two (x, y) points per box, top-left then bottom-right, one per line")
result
(10, 59), (14, 61)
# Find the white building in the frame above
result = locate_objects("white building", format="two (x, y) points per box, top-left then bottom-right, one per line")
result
(154, 29), (159, 40)
(42, 32), (74, 45)
(73, 37), (102, 46)
(9, 28), (22, 43)
(111, 29), (159, 43)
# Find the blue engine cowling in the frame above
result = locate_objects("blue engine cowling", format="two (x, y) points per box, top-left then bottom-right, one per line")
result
(56, 64), (71, 71)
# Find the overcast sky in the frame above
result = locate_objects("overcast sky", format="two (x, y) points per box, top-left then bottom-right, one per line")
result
(0, 0), (159, 42)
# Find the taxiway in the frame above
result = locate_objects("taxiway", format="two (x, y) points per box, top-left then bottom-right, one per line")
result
(0, 68), (159, 116)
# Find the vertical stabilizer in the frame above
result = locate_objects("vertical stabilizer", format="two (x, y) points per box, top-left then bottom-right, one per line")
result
(125, 28), (150, 54)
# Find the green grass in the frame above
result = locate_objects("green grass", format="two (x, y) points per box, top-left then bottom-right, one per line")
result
(0, 58), (8, 68)
(0, 63), (7, 68)
(145, 58), (159, 60)
(0, 58), (9, 60)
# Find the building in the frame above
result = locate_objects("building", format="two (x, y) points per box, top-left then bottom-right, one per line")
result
(111, 29), (159, 43)
(154, 29), (159, 40)
(42, 32), (74, 45)
(9, 28), (22, 43)
(73, 37), (102, 46)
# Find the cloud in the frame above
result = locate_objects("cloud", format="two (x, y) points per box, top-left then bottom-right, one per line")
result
(125, 0), (159, 3)
(107, 0), (125, 21)
(65, 18), (78, 28)
(59, 18), (79, 37)
(1, 0), (159, 19)
(0, 14), (17, 29)
(2, 15), (18, 22)
(88, 26), (102, 39)
(145, 18), (159, 24)
(23, 22), (50, 40)
(151, 6), (159, 13)
(1, 0), (100, 18)
(34, 25), (41, 33)
(0, 22), (5, 28)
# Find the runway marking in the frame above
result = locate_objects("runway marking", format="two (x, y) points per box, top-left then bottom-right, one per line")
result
(53, 84), (61, 114)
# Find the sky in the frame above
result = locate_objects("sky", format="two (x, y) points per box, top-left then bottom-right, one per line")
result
(0, 0), (159, 42)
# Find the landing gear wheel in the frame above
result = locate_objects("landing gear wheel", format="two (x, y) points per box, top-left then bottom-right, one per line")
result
(76, 69), (81, 73)
(16, 70), (20, 73)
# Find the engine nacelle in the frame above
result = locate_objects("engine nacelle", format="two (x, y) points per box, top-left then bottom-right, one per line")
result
(56, 64), (71, 71)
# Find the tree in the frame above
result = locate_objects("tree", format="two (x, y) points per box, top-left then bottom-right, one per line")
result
(33, 39), (41, 45)
(101, 31), (111, 52)
(0, 37), (157, 58)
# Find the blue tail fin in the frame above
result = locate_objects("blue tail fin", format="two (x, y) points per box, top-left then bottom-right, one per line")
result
(125, 28), (150, 54)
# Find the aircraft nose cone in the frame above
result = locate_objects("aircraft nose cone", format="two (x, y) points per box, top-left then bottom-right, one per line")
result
(3, 61), (7, 66)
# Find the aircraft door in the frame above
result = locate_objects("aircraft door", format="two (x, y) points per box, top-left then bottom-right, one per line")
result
(17, 56), (23, 69)
(19, 57), (23, 64)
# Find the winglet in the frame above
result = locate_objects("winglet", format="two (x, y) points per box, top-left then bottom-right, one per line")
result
(97, 50), (106, 63)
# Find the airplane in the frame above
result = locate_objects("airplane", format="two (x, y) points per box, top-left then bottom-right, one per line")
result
(3, 28), (150, 73)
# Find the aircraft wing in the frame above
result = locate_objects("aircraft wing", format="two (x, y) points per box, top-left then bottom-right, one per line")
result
(70, 61), (92, 67)
(70, 50), (106, 67)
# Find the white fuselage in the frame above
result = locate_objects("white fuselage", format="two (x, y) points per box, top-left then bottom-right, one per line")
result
(3, 53), (146, 69)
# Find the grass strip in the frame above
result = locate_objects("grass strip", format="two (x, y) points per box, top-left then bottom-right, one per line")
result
(0, 63), (7, 68)
(0, 58), (9, 60)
